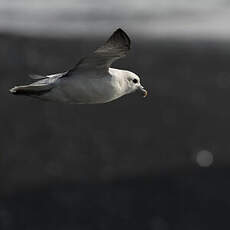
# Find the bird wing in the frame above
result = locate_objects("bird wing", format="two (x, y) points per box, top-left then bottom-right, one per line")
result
(64, 28), (131, 77)
(29, 72), (68, 80)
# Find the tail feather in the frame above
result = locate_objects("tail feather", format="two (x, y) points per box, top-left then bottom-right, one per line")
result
(10, 72), (64, 97)
(9, 84), (52, 96)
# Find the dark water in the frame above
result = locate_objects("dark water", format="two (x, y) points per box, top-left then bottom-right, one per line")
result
(1, 33), (230, 229)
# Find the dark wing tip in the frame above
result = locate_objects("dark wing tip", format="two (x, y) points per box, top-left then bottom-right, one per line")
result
(107, 28), (131, 50)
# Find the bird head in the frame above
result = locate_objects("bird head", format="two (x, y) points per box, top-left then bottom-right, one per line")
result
(124, 71), (147, 98)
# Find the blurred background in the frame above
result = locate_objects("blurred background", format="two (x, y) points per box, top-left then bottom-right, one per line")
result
(1, 0), (230, 229)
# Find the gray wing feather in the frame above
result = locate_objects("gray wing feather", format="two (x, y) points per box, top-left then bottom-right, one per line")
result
(64, 28), (131, 77)
(29, 72), (68, 80)
(29, 74), (47, 80)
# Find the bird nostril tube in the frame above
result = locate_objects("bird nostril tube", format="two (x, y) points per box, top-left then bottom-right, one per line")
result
(138, 86), (147, 97)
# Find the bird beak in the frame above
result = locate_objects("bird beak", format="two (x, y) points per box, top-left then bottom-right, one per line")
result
(137, 85), (148, 98)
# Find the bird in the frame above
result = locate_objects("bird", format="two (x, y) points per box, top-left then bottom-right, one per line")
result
(9, 28), (147, 104)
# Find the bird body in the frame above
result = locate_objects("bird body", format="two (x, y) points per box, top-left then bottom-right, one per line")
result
(10, 29), (147, 104)
(32, 68), (129, 104)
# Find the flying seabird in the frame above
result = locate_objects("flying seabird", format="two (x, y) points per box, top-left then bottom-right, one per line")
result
(9, 28), (147, 104)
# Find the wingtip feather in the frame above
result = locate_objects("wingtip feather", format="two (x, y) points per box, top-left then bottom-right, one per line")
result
(112, 28), (131, 50)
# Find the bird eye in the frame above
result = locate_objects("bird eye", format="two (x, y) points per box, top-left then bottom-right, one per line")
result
(132, 79), (138, 84)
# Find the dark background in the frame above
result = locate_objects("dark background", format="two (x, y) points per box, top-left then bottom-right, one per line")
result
(1, 34), (230, 230)
(1, 1), (230, 229)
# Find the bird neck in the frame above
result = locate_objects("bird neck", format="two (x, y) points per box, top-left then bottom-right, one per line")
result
(109, 68), (130, 95)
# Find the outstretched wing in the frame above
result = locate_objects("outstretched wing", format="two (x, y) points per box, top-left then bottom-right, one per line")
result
(65, 28), (131, 76)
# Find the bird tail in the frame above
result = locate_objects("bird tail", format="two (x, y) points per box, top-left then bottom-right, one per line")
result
(9, 82), (52, 96)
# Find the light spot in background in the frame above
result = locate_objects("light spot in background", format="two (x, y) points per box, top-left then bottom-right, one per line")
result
(196, 150), (214, 167)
